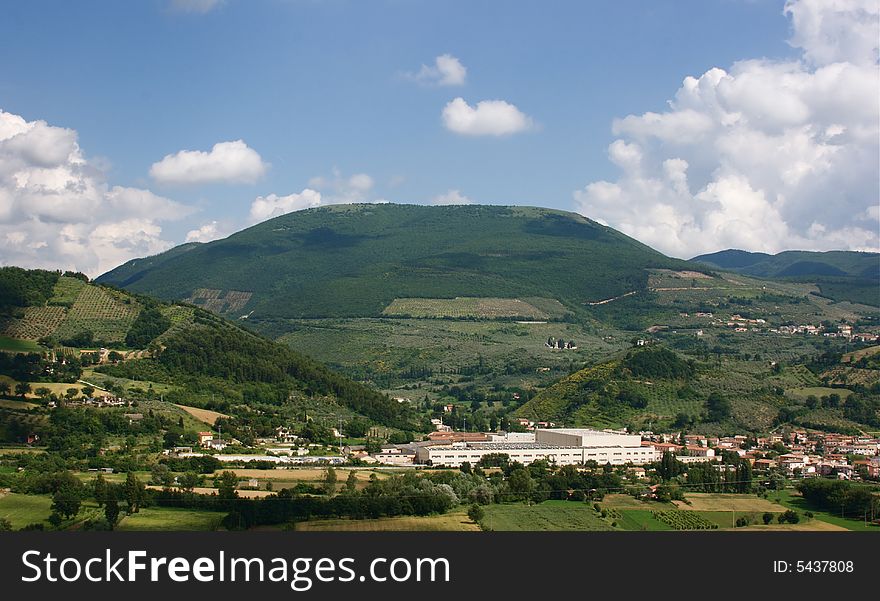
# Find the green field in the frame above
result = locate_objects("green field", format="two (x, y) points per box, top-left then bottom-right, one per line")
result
(482, 500), (614, 531)
(295, 509), (479, 531)
(383, 297), (569, 320)
(0, 335), (43, 352)
(116, 507), (225, 531)
(772, 489), (880, 532)
(0, 493), (53, 529)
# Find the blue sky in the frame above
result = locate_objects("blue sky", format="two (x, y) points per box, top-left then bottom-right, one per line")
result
(0, 0), (876, 275)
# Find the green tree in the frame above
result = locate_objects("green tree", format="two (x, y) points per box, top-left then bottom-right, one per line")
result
(507, 467), (535, 502)
(82, 385), (95, 398)
(344, 470), (358, 494)
(762, 512), (774, 525)
(0, 381), (10, 396)
(104, 497), (120, 530)
(467, 504), (485, 524)
(216, 471), (239, 502)
(51, 482), (82, 520)
(65, 387), (79, 401)
(706, 392), (731, 422)
(14, 382), (31, 399)
(93, 474), (108, 507)
(323, 467), (338, 495)
(124, 472), (145, 513)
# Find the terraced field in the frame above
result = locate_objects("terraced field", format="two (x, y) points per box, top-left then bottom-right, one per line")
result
(185, 289), (252, 314)
(53, 285), (140, 343)
(0, 306), (67, 339)
(382, 297), (568, 320)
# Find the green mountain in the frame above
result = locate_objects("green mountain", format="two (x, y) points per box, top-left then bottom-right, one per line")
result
(0, 267), (415, 430)
(97, 204), (691, 320)
(691, 249), (879, 306)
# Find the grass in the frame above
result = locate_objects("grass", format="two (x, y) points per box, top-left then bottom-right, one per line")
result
(0, 335), (43, 352)
(0, 493), (53, 529)
(116, 507), (225, 531)
(772, 488), (880, 532)
(675, 493), (786, 513)
(481, 500), (613, 531)
(615, 509), (674, 531)
(382, 297), (568, 320)
(295, 509), (478, 531)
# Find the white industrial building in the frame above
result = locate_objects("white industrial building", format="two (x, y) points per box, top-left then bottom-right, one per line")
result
(416, 428), (656, 467)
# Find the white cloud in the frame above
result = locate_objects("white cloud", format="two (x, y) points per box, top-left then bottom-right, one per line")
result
(185, 220), (229, 243)
(150, 140), (268, 185)
(406, 54), (467, 86)
(169, 0), (223, 14)
(0, 109), (193, 276)
(431, 189), (473, 205)
(248, 189), (323, 223)
(573, 0), (879, 257)
(442, 97), (534, 136)
(307, 168), (375, 203)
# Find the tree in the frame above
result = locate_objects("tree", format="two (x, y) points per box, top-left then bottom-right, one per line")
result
(507, 467), (535, 502)
(345, 418), (370, 438)
(467, 504), (485, 524)
(0, 381), (10, 396)
(762, 512), (774, 525)
(323, 467), (338, 495)
(104, 497), (120, 530)
(14, 382), (31, 399)
(216, 471), (239, 502)
(93, 474), (108, 507)
(65, 387), (79, 401)
(0, 517), (12, 531)
(35, 387), (52, 402)
(52, 482), (82, 520)
(344, 470), (358, 494)
(178, 472), (202, 492)
(82, 385), (95, 398)
(705, 392), (731, 422)
(124, 472), (145, 513)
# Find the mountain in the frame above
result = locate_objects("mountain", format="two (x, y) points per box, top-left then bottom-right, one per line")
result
(690, 249), (879, 306)
(0, 267), (415, 429)
(97, 204), (692, 320)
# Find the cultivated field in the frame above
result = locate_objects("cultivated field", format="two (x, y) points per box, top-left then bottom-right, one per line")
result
(675, 493), (786, 513)
(482, 500), (613, 531)
(173, 404), (229, 425)
(52, 284), (140, 343)
(295, 509), (478, 531)
(116, 507), (225, 531)
(0, 307), (67, 340)
(382, 297), (568, 320)
(0, 493), (52, 529)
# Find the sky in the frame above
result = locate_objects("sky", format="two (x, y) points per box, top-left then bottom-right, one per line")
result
(0, 0), (877, 276)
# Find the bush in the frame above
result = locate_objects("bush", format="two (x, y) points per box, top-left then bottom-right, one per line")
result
(467, 504), (485, 524)
(762, 512), (774, 525)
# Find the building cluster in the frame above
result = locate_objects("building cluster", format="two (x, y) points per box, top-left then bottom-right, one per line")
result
(641, 429), (880, 480)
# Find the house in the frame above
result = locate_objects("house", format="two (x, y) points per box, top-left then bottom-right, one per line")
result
(197, 432), (214, 445)
(206, 439), (228, 451)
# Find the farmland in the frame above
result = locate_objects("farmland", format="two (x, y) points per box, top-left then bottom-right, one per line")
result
(0, 493), (53, 529)
(173, 404), (229, 426)
(116, 507), (225, 531)
(481, 500), (614, 531)
(382, 297), (569, 320)
(295, 509), (479, 531)
(53, 284), (140, 343)
(0, 336), (43, 353)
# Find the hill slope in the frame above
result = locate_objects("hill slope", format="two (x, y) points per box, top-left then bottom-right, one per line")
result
(0, 267), (414, 429)
(97, 204), (691, 319)
(690, 249), (879, 306)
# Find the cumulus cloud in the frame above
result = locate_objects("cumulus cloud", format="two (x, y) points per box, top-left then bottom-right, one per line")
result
(169, 0), (223, 14)
(248, 189), (323, 223)
(0, 109), (193, 276)
(307, 168), (375, 203)
(406, 54), (467, 86)
(442, 97), (534, 136)
(150, 140), (268, 185)
(573, 0), (879, 257)
(185, 220), (229, 243)
(431, 189), (473, 205)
